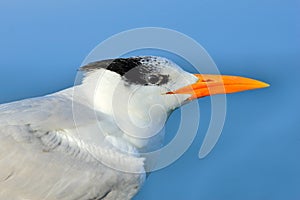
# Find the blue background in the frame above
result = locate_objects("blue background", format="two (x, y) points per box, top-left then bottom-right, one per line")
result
(0, 1), (299, 199)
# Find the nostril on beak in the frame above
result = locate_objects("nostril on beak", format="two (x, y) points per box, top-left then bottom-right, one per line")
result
(202, 79), (213, 83)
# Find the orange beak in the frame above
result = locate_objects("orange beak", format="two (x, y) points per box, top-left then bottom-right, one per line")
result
(167, 74), (269, 100)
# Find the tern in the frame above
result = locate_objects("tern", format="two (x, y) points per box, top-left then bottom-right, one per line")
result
(0, 56), (269, 200)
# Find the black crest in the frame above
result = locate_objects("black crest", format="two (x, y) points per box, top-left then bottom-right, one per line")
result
(81, 57), (143, 76)
(80, 57), (169, 86)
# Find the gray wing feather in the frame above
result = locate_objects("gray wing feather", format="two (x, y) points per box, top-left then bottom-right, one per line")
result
(0, 95), (145, 200)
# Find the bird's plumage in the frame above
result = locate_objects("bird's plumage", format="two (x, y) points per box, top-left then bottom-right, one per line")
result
(0, 56), (268, 200)
(0, 94), (145, 200)
(0, 56), (196, 200)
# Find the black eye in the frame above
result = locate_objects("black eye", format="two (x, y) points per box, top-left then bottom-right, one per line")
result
(146, 74), (163, 85)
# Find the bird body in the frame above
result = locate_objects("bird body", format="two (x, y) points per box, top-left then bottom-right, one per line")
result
(0, 56), (268, 200)
(0, 91), (145, 200)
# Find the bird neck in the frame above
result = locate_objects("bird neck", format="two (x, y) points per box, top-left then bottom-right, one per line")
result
(59, 71), (170, 153)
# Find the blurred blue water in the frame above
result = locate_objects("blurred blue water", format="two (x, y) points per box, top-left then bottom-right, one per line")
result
(0, 0), (299, 199)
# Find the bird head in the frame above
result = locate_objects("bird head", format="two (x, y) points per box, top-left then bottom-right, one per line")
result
(79, 56), (269, 150)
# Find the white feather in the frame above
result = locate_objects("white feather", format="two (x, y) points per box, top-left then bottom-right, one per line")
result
(0, 56), (198, 200)
(0, 93), (146, 200)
